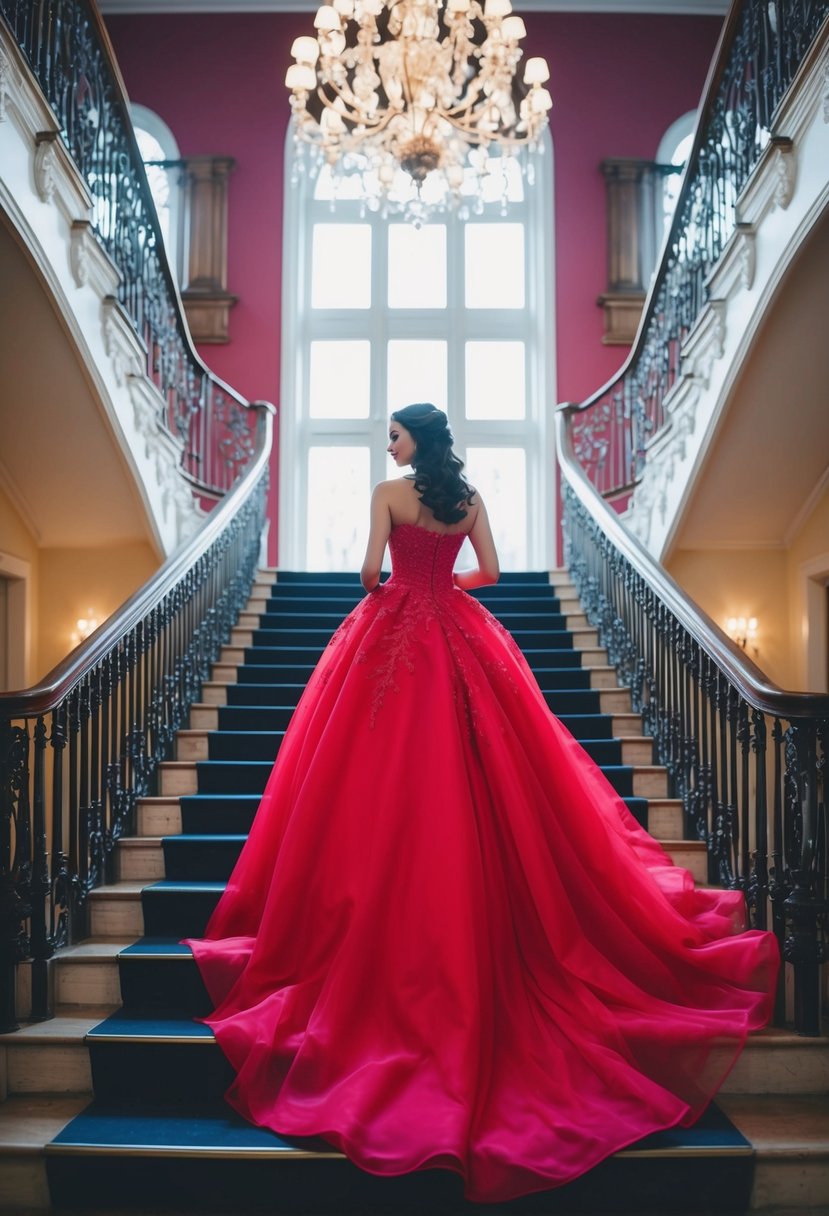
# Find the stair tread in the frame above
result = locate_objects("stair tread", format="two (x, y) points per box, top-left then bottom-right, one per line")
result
(46, 1098), (752, 1159)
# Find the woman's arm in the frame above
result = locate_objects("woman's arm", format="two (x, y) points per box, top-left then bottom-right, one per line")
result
(454, 498), (500, 590)
(360, 484), (392, 591)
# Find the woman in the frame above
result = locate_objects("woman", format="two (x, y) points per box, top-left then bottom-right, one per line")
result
(187, 403), (778, 1203)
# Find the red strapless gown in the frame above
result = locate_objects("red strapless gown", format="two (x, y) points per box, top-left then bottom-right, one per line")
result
(187, 523), (778, 1202)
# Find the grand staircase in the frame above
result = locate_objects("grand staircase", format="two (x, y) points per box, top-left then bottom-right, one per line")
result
(1, 569), (827, 1214)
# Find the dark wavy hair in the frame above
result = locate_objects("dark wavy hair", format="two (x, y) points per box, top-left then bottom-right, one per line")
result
(390, 403), (475, 524)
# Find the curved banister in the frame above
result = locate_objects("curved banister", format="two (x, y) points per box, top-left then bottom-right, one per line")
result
(556, 408), (829, 721)
(0, 0), (257, 496)
(567, 0), (829, 495)
(557, 402), (828, 1035)
(0, 403), (275, 719)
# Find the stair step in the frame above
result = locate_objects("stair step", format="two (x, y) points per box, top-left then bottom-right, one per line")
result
(43, 1097), (758, 1213)
(0, 1008), (112, 1096)
(51, 940), (128, 1008)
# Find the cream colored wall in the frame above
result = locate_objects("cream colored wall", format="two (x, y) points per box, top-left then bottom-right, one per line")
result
(786, 482), (829, 692)
(37, 542), (159, 680)
(0, 482), (39, 686)
(665, 548), (792, 688)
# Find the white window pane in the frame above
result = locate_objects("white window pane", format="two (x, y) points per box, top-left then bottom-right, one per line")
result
(465, 342), (525, 420)
(464, 224), (525, 309)
(307, 447), (370, 570)
(387, 340), (447, 415)
(388, 225), (447, 308)
(460, 154), (524, 204)
(311, 224), (371, 309)
(466, 448), (527, 570)
(309, 341), (370, 418)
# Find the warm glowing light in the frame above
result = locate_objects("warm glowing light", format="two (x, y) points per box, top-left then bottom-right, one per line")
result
(725, 615), (759, 652)
(286, 0), (552, 220)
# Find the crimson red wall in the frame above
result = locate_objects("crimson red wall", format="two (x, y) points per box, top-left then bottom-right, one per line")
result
(105, 10), (720, 564)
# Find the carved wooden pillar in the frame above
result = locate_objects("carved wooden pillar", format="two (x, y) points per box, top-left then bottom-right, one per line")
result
(597, 158), (661, 346)
(180, 155), (237, 344)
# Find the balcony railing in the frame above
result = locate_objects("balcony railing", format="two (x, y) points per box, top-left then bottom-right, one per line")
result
(567, 0), (829, 499)
(0, 0), (277, 1031)
(0, 0), (255, 496)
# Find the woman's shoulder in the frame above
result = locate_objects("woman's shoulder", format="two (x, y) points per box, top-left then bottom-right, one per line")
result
(373, 477), (416, 498)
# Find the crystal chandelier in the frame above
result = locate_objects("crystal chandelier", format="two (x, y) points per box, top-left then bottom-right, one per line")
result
(285, 0), (552, 219)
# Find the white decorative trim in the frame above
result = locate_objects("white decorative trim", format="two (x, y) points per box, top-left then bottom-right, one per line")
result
(128, 372), (165, 449)
(783, 462), (829, 547)
(680, 300), (726, 388)
(33, 131), (92, 223)
(737, 137), (796, 226)
(101, 296), (146, 386)
(705, 223), (756, 300)
(823, 57), (829, 124)
(70, 220), (122, 294)
(0, 46), (11, 123)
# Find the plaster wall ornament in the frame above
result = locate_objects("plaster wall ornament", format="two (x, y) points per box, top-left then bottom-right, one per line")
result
(737, 137), (796, 226)
(705, 224), (756, 300)
(0, 46), (10, 123)
(128, 372), (166, 451)
(70, 220), (121, 295)
(101, 296), (146, 387)
(33, 131), (93, 222)
(679, 300), (726, 389)
(662, 373), (701, 435)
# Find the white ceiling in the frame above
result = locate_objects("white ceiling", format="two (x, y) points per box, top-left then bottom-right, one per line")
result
(671, 208), (829, 551)
(98, 0), (728, 14)
(0, 220), (157, 549)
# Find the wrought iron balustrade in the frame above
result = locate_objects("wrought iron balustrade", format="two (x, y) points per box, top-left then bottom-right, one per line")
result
(0, 0), (253, 496)
(557, 411), (828, 1036)
(568, 0), (829, 498)
(0, 405), (274, 1034)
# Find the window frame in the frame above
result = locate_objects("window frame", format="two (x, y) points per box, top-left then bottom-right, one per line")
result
(279, 131), (556, 572)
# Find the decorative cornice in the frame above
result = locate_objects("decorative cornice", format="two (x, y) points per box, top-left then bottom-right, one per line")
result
(737, 137), (796, 226)
(70, 220), (122, 295)
(34, 131), (93, 224)
(680, 299), (726, 388)
(101, 295), (146, 386)
(0, 45), (10, 123)
(705, 222), (755, 300)
(99, 0), (729, 12)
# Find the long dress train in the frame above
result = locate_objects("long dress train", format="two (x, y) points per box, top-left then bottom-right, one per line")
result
(186, 522), (779, 1203)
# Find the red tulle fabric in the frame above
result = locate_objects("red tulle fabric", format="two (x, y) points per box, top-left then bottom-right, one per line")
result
(187, 524), (779, 1202)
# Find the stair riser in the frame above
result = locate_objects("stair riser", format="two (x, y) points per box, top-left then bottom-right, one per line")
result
(89, 899), (144, 939)
(54, 961), (122, 1008)
(43, 1141), (754, 1214)
(0, 1158), (50, 1214)
(751, 1157), (829, 1208)
(116, 843), (166, 882)
(722, 1045), (829, 1095)
(4, 1045), (91, 1095)
(119, 959), (212, 1016)
(141, 889), (221, 938)
(159, 761), (647, 800)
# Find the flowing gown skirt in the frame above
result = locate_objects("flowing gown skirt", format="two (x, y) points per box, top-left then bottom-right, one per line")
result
(187, 525), (779, 1202)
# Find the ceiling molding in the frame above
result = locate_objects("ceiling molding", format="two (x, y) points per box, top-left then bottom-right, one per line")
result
(99, 0), (729, 15)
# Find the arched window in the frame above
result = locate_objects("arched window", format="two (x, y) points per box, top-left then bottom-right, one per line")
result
(656, 110), (697, 230)
(131, 103), (184, 282)
(280, 136), (555, 572)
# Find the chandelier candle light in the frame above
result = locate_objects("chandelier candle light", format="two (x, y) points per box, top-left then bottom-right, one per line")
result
(286, 0), (552, 219)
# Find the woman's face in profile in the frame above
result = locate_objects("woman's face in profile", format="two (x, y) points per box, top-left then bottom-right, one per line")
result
(387, 420), (416, 467)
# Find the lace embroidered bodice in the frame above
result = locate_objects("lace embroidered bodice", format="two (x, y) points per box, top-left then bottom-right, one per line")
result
(385, 523), (466, 596)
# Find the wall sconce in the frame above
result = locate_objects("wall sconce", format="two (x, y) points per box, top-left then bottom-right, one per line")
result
(725, 615), (759, 655)
(71, 613), (100, 647)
